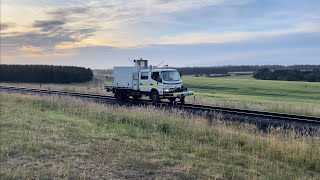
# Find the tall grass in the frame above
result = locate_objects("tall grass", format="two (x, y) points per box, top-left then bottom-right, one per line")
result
(0, 92), (319, 179)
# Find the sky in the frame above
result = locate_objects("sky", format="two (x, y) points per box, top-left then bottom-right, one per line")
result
(1, 0), (319, 69)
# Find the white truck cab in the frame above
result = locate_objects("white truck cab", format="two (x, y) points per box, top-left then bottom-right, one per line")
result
(104, 58), (193, 104)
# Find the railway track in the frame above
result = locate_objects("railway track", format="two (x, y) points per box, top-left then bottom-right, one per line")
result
(1, 85), (319, 129)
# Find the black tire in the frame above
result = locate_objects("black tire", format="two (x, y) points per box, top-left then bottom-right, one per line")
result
(115, 90), (122, 100)
(168, 98), (176, 105)
(180, 97), (185, 105)
(150, 91), (160, 104)
(115, 89), (127, 100)
(121, 90), (129, 100)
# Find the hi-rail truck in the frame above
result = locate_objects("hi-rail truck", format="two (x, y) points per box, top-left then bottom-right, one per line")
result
(104, 58), (193, 104)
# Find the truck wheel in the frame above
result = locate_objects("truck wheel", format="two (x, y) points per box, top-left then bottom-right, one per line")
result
(180, 97), (185, 105)
(115, 90), (122, 100)
(168, 98), (176, 105)
(115, 90), (127, 100)
(121, 90), (129, 100)
(150, 91), (160, 104)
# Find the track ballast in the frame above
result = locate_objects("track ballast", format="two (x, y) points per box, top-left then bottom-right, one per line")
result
(1, 85), (319, 129)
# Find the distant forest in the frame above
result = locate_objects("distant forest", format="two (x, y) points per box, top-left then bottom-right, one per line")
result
(253, 68), (320, 82)
(0, 65), (93, 83)
(175, 65), (320, 75)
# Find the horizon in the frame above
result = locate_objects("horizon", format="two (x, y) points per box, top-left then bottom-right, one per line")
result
(1, 0), (320, 69)
(2, 63), (320, 70)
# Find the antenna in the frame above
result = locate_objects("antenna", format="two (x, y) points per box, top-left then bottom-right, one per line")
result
(128, 58), (135, 65)
(157, 61), (164, 67)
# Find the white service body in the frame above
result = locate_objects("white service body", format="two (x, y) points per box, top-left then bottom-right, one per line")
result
(104, 59), (193, 103)
(113, 67), (136, 89)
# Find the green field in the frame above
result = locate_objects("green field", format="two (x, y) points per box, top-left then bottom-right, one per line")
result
(183, 76), (320, 116)
(1, 93), (319, 179)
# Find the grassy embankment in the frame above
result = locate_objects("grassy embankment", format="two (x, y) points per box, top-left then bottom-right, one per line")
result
(183, 76), (320, 116)
(1, 92), (319, 179)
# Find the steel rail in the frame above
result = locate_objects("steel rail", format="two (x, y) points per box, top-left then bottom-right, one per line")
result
(178, 104), (320, 123)
(1, 85), (319, 126)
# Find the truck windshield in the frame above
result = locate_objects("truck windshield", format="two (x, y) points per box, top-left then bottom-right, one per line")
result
(161, 71), (181, 81)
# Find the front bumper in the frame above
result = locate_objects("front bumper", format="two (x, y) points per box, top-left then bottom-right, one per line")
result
(164, 91), (193, 98)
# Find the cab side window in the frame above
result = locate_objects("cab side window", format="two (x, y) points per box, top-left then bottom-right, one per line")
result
(140, 72), (149, 80)
(151, 72), (161, 82)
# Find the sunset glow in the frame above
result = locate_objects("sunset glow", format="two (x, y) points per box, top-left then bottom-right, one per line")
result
(1, 0), (319, 68)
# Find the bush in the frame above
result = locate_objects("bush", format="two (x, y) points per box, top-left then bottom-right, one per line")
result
(253, 68), (320, 82)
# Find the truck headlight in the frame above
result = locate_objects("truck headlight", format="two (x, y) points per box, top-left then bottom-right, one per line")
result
(163, 88), (170, 92)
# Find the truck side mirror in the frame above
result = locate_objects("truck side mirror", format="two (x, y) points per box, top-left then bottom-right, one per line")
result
(180, 73), (182, 77)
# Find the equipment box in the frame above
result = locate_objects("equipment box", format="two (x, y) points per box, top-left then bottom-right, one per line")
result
(113, 67), (135, 88)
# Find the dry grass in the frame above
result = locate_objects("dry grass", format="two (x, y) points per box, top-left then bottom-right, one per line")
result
(186, 97), (320, 116)
(0, 74), (112, 96)
(0, 82), (110, 95)
(1, 92), (320, 179)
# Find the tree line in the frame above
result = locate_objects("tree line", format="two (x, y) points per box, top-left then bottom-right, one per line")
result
(175, 65), (320, 75)
(253, 68), (320, 82)
(0, 65), (93, 83)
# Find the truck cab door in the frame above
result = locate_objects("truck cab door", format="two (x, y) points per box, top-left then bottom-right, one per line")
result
(139, 72), (151, 92)
(150, 71), (163, 95)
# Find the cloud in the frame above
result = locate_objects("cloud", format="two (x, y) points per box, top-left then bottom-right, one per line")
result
(1, 50), (76, 61)
(1, 8), (97, 61)
(18, 46), (44, 53)
(1, 0), (320, 65)
(158, 23), (320, 45)
(1, 26), (97, 60)
(33, 20), (65, 32)
(49, 6), (90, 18)
(144, 0), (250, 13)
(1, 33), (74, 48)
(1, 0), (252, 51)
(0, 23), (9, 30)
